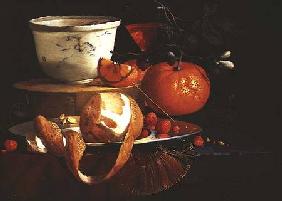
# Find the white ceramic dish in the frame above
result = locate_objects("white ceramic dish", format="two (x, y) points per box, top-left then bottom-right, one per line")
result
(29, 16), (120, 83)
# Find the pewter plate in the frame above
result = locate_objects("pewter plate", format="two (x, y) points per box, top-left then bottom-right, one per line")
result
(8, 119), (201, 153)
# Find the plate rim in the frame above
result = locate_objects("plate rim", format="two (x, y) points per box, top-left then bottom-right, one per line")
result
(8, 120), (202, 147)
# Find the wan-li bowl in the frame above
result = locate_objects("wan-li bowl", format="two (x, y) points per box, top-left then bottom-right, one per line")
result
(29, 16), (121, 83)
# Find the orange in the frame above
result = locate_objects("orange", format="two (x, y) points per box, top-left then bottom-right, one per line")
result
(98, 58), (140, 87)
(141, 62), (210, 116)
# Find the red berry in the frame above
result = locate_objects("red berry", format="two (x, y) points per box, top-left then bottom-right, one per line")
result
(146, 125), (156, 131)
(157, 133), (170, 139)
(193, 135), (204, 147)
(139, 129), (150, 139)
(4, 140), (18, 152)
(156, 119), (171, 134)
(172, 125), (180, 135)
(144, 112), (158, 127)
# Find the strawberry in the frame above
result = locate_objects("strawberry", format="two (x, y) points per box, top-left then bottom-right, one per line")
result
(157, 133), (170, 139)
(193, 135), (204, 147)
(139, 129), (150, 139)
(4, 139), (18, 152)
(146, 125), (155, 131)
(144, 112), (158, 128)
(172, 125), (180, 135)
(155, 119), (171, 134)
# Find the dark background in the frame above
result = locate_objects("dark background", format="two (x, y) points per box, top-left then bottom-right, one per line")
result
(0, 0), (281, 200)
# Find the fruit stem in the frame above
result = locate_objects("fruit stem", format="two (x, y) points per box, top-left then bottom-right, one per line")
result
(175, 51), (183, 71)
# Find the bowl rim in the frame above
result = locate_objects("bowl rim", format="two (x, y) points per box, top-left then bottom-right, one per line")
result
(29, 16), (121, 32)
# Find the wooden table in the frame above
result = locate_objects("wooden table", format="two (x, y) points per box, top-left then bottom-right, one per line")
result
(0, 148), (277, 201)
